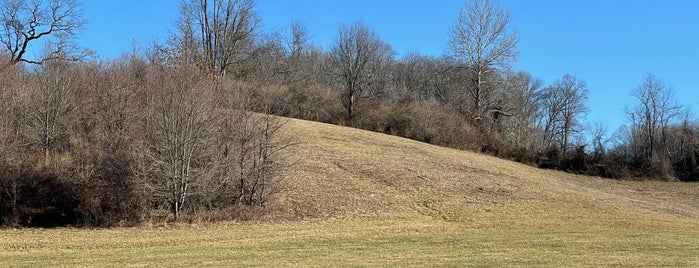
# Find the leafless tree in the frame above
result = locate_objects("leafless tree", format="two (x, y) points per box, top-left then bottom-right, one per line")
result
(281, 21), (315, 86)
(285, 21), (308, 62)
(23, 60), (75, 167)
(331, 21), (394, 123)
(672, 118), (699, 178)
(239, 32), (288, 84)
(588, 121), (610, 160)
(626, 73), (682, 162)
(243, 112), (291, 206)
(230, 111), (290, 205)
(214, 82), (293, 207)
(176, 0), (258, 77)
(137, 67), (220, 220)
(0, 63), (27, 223)
(0, 0), (86, 65)
(500, 71), (542, 149)
(392, 54), (447, 102)
(538, 74), (588, 154)
(0, 63), (26, 140)
(449, 0), (518, 121)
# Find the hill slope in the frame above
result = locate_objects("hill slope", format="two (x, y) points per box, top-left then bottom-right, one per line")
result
(269, 117), (699, 227)
(2, 117), (698, 267)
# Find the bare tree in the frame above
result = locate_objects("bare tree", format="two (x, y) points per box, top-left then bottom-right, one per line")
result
(176, 0), (258, 77)
(588, 121), (610, 160)
(673, 118), (699, 179)
(0, 63), (27, 224)
(229, 111), (290, 206)
(393, 54), (445, 101)
(0, 0), (85, 65)
(626, 73), (682, 162)
(538, 74), (588, 154)
(23, 60), (75, 167)
(0, 63), (26, 141)
(281, 21), (313, 85)
(500, 71), (542, 149)
(239, 32), (288, 84)
(244, 112), (291, 206)
(331, 21), (394, 123)
(286, 21), (308, 61)
(449, 0), (518, 121)
(138, 67), (220, 220)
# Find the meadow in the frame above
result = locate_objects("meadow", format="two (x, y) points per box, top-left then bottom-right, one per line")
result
(2, 118), (698, 267)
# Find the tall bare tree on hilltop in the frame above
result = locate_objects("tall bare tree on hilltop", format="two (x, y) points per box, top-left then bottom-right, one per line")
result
(449, 0), (518, 122)
(331, 21), (394, 123)
(176, 0), (259, 77)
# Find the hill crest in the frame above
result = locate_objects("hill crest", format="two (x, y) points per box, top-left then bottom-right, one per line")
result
(267, 117), (699, 227)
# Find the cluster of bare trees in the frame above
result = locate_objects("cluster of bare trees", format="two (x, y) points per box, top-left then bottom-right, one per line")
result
(2, 0), (698, 227)
(537, 75), (589, 155)
(610, 74), (694, 179)
(0, 0), (293, 227)
(175, 0), (258, 77)
(0, 58), (291, 226)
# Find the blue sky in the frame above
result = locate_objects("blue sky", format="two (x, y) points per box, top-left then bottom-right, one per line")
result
(75, 0), (698, 138)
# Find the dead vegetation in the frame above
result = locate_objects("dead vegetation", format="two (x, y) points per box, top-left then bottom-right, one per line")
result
(264, 117), (699, 226)
(2, 117), (698, 267)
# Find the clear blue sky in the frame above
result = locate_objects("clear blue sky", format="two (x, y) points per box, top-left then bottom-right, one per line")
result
(77, 0), (699, 139)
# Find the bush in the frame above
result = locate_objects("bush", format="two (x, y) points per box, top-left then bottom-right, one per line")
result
(285, 84), (344, 124)
(506, 146), (538, 166)
(0, 171), (80, 227)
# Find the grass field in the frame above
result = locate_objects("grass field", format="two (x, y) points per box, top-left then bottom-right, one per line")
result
(2, 117), (699, 267)
(1, 217), (698, 267)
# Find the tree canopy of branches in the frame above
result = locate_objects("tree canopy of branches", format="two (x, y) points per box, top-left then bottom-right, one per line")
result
(176, 0), (258, 77)
(500, 71), (542, 149)
(138, 68), (219, 220)
(25, 61), (76, 166)
(623, 74), (683, 175)
(0, 0), (85, 65)
(330, 21), (394, 123)
(449, 0), (518, 121)
(538, 74), (588, 155)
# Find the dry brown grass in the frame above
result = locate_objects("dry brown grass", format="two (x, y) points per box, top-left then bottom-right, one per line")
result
(2, 117), (699, 267)
(270, 118), (699, 227)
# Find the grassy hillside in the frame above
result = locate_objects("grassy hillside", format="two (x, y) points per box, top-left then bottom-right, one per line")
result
(2, 117), (698, 267)
(271, 118), (699, 225)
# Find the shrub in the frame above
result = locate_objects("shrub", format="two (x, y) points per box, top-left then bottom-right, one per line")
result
(286, 84), (344, 124)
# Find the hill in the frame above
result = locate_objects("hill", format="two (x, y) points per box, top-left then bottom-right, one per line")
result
(269, 117), (699, 227)
(3, 116), (699, 267)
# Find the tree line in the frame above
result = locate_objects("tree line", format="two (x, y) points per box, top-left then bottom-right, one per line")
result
(1, 0), (697, 227)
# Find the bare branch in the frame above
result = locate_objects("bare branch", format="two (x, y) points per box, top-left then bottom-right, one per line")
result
(0, 0), (85, 65)
(331, 21), (394, 123)
(448, 0), (518, 120)
(175, 0), (259, 77)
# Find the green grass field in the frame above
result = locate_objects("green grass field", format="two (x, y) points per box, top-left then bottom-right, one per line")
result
(2, 117), (698, 267)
